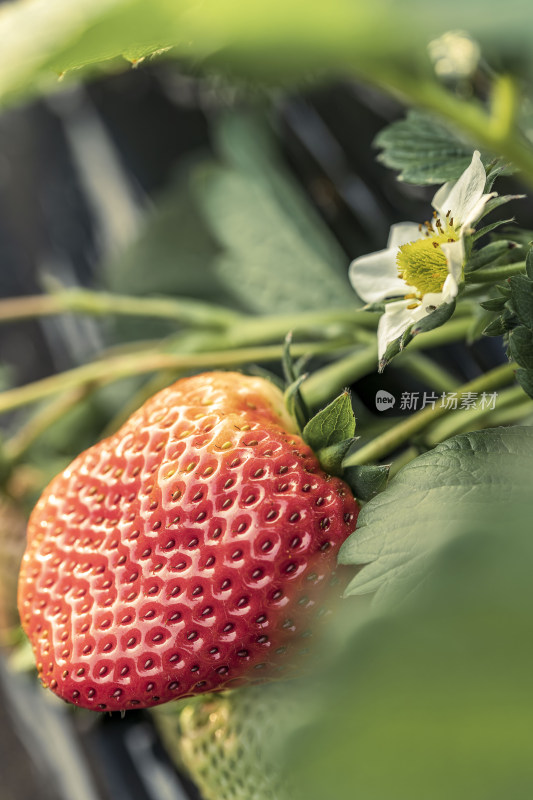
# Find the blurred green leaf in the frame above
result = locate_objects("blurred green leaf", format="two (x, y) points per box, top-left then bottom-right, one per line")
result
(2, 0), (533, 108)
(527, 244), (533, 279)
(105, 158), (233, 337)
(107, 113), (355, 318)
(339, 426), (533, 605)
(0, 0), (414, 106)
(287, 498), (533, 800)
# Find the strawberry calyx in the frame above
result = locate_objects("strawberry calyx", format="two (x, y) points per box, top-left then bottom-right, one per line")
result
(302, 393), (389, 501)
(302, 392), (356, 474)
(282, 334), (389, 502)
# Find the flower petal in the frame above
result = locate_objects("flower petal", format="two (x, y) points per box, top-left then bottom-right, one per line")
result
(419, 273), (458, 313)
(440, 273), (459, 303)
(377, 300), (417, 360)
(387, 222), (421, 249)
(432, 150), (486, 224)
(349, 248), (409, 304)
(460, 192), (496, 231)
(441, 238), (464, 284)
(378, 278), (459, 360)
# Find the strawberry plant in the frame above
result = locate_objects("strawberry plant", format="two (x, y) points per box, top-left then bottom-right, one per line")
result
(1, 3), (533, 799)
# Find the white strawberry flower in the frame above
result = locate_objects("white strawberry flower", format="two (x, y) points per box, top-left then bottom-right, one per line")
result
(349, 151), (495, 361)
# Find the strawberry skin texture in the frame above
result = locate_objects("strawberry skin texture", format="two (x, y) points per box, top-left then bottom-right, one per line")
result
(18, 372), (359, 712)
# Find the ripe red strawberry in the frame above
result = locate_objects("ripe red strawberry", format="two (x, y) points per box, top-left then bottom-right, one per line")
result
(18, 372), (358, 712)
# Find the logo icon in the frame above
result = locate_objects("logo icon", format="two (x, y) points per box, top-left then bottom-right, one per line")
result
(375, 390), (396, 411)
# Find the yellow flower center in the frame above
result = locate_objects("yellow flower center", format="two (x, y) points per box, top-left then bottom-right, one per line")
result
(396, 214), (458, 297)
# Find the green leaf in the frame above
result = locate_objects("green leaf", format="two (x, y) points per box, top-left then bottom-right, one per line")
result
(284, 373), (309, 433)
(380, 301), (456, 370)
(303, 392), (355, 452)
(509, 326), (533, 369)
(516, 368), (533, 399)
(509, 274), (533, 328)
(0, 364), (13, 392)
(282, 332), (299, 386)
(527, 245), (533, 280)
(339, 427), (533, 605)
(484, 158), (516, 191)
(466, 306), (494, 344)
(471, 219), (519, 243)
(343, 464), (389, 502)
(286, 501), (533, 800)
(411, 301), (456, 337)
(496, 283), (513, 298)
(282, 333), (310, 431)
(378, 333), (404, 372)
(374, 110), (492, 185)
(2, 0), (533, 108)
(477, 194), (524, 221)
(195, 114), (355, 315)
(479, 296), (507, 312)
(0, 0), (414, 107)
(482, 315), (508, 336)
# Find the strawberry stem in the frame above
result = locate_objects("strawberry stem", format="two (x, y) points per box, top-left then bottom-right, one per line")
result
(0, 289), (378, 335)
(464, 261), (527, 284)
(423, 384), (532, 446)
(302, 317), (472, 409)
(0, 289), (239, 328)
(0, 339), (351, 417)
(343, 362), (521, 466)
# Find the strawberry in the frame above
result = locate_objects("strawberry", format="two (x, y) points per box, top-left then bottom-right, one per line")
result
(18, 371), (358, 712)
(155, 683), (297, 800)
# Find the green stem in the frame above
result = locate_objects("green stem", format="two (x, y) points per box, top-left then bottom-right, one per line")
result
(0, 290), (381, 341)
(490, 75), (520, 142)
(344, 362), (519, 466)
(302, 345), (378, 408)
(0, 289), (239, 329)
(0, 339), (349, 416)
(223, 309), (377, 347)
(303, 316), (472, 408)
(483, 397), (533, 426)
(465, 261), (527, 284)
(424, 384), (531, 446)
(388, 446), (420, 478)
(398, 352), (461, 392)
(488, 75), (519, 142)
(4, 386), (92, 464)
